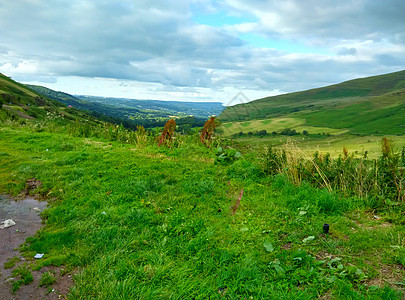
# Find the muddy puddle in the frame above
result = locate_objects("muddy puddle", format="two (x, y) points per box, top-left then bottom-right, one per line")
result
(0, 195), (72, 299)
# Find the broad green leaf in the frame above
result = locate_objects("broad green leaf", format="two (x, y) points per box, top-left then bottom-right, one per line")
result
(240, 226), (249, 232)
(302, 236), (315, 243)
(273, 264), (285, 275)
(263, 241), (274, 252)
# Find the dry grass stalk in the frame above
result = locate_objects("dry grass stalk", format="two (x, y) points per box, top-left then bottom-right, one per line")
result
(282, 142), (332, 192)
(231, 189), (243, 215)
(158, 119), (176, 147)
(135, 125), (147, 146)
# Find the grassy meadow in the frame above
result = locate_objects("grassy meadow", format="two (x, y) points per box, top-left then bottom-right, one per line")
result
(0, 122), (404, 299)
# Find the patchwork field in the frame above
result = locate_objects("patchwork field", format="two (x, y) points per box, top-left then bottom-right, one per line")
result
(231, 133), (405, 159)
(222, 117), (349, 137)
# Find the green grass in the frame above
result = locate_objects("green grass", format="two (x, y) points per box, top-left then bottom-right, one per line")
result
(4, 256), (20, 269)
(11, 265), (34, 293)
(0, 126), (404, 298)
(300, 94), (405, 135)
(39, 271), (57, 288)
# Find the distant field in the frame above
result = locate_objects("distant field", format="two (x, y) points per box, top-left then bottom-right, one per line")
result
(233, 134), (405, 159)
(296, 134), (405, 158)
(221, 117), (349, 136)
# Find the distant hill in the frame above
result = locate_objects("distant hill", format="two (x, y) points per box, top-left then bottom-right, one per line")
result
(27, 85), (225, 127)
(220, 70), (405, 135)
(76, 96), (224, 119)
(0, 73), (92, 124)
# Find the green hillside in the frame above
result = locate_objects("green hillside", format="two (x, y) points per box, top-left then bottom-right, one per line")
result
(24, 84), (148, 127)
(0, 73), (94, 124)
(221, 70), (405, 136)
(24, 84), (89, 110)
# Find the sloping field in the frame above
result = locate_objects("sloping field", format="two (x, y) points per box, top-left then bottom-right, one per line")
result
(222, 117), (348, 136)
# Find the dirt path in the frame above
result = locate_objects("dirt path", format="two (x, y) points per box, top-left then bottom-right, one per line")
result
(0, 195), (72, 299)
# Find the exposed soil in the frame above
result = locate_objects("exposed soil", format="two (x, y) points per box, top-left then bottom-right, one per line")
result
(18, 178), (43, 198)
(0, 194), (73, 299)
(281, 242), (292, 251)
(366, 263), (405, 296)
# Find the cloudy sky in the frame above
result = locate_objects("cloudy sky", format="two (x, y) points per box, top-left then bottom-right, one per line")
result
(1, 0), (404, 104)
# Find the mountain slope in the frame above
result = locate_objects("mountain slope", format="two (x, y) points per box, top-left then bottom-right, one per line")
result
(0, 73), (92, 124)
(220, 70), (405, 135)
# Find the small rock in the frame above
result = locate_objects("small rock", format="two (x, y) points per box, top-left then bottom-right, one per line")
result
(0, 219), (16, 229)
(33, 207), (41, 212)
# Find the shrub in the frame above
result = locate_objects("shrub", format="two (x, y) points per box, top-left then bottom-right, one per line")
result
(262, 145), (284, 175)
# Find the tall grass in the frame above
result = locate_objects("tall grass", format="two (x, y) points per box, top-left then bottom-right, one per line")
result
(261, 139), (405, 207)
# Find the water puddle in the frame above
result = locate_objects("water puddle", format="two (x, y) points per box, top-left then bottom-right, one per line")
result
(0, 195), (49, 298)
(0, 195), (47, 268)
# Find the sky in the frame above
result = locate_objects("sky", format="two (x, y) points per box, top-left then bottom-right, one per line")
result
(0, 0), (404, 105)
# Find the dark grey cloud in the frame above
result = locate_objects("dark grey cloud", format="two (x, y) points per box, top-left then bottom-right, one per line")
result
(0, 0), (246, 87)
(375, 54), (405, 67)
